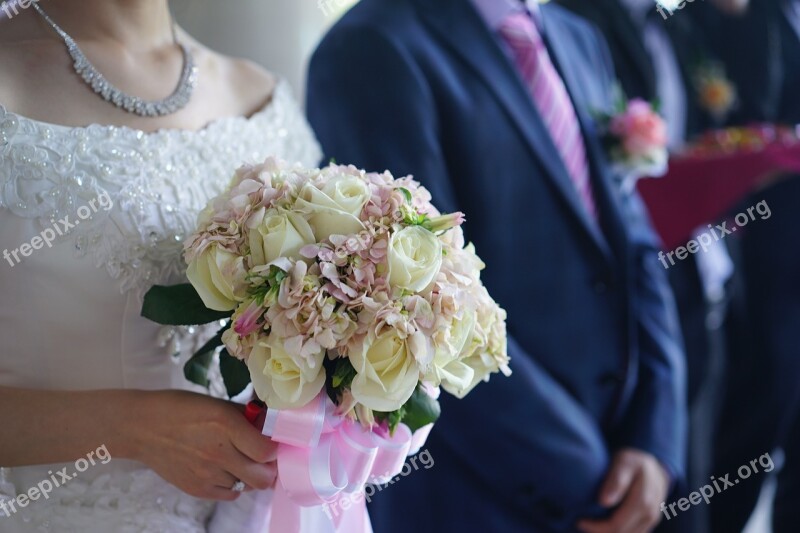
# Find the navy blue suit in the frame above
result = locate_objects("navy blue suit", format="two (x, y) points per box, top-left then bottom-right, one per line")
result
(554, 4), (734, 532)
(307, 0), (687, 531)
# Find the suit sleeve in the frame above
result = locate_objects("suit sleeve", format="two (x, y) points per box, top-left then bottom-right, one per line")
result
(617, 191), (688, 485)
(307, 25), (613, 521)
(585, 23), (688, 484)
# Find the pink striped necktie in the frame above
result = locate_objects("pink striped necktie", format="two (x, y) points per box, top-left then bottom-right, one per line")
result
(499, 12), (597, 220)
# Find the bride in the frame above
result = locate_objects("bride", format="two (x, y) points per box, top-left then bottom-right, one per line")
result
(0, 0), (321, 530)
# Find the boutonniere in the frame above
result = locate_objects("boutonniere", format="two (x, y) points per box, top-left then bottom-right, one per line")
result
(594, 87), (669, 193)
(692, 60), (737, 124)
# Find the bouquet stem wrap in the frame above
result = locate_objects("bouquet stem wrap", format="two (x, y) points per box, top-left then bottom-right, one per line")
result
(252, 392), (431, 532)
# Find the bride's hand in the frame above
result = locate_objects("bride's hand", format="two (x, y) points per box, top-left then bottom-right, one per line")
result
(122, 390), (278, 501)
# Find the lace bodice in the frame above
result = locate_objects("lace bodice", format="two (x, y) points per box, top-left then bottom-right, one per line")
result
(0, 466), (215, 533)
(0, 79), (321, 295)
(0, 79), (322, 532)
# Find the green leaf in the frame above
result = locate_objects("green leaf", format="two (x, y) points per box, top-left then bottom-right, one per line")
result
(652, 98), (663, 115)
(375, 406), (406, 435)
(331, 358), (357, 389)
(401, 387), (441, 432)
(142, 284), (231, 326)
(387, 408), (405, 433)
(184, 351), (214, 389)
(195, 327), (226, 357)
(399, 187), (413, 203)
(219, 349), (251, 398)
(183, 327), (226, 388)
(612, 82), (628, 114)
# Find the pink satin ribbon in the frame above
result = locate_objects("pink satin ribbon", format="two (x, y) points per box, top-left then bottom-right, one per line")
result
(261, 392), (431, 532)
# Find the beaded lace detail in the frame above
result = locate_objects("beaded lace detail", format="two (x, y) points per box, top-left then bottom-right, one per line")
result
(0, 80), (322, 297)
(0, 468), (214, 532)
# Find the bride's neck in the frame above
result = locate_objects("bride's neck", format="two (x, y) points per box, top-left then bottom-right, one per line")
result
(37, 0), (174, 49)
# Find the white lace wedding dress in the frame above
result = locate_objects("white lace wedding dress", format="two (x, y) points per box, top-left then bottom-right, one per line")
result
(0, 79), (321, 532)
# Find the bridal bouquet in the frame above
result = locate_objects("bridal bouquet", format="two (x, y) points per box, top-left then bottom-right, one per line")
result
(142, 158), (509, 530)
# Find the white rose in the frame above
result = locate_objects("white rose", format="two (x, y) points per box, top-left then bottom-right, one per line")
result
(248, 209), (316, 266)
(294, 175), (370, 240)
(349, 329), (421, 412)
(387, 226), (443, 292)
(247, 335), (326, 409)
(444, 301), (510, 399)
(425, 309), (476, 391)
(186, 244), (247, 312)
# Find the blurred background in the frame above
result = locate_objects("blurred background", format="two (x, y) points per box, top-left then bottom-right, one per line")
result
(173, 0), (357, 103)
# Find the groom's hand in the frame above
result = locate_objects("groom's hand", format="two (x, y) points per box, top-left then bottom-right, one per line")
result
(577, 448), (669, 533)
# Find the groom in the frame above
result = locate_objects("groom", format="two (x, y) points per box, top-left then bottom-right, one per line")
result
(307, 0), (687, 531)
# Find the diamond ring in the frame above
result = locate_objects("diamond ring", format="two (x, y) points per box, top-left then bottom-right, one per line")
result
(231, 480), (246, 492)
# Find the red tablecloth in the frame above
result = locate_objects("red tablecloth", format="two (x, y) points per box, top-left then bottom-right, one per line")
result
(636, 143), (800, 249)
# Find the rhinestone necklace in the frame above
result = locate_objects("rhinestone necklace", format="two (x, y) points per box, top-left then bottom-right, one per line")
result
(32, 3), (198, 117)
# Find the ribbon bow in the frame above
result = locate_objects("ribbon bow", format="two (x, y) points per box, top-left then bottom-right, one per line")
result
(246, 392), (431, 532)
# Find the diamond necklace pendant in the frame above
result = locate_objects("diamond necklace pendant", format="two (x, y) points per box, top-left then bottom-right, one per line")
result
(32, 3), (198, 118)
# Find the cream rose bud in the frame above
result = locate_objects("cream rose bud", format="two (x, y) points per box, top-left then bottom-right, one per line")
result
(294, 175), (370, 240)
(350, 330), (421, 412)
(446, 347), (510, 399)
(248, 209), (316, 266)
(322, 174), (372, 215)
(425, 310), (477, 391)
(444, 303), (510, 399)
(247, 335), (326, 409)
(387, 226), (443, 293)
(186, 244), (247, 311)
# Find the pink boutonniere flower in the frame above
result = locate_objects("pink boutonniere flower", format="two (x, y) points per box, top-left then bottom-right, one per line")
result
(596, 89), (669, 192)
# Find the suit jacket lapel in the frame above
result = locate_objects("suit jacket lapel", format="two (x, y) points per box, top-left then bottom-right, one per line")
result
(413, 0), (613, 262)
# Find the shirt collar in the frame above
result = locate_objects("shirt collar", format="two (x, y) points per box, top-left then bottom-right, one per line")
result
(471, 0), (542, 31)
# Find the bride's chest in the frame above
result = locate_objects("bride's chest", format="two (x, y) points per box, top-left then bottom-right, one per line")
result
(0, 98), (321, 294)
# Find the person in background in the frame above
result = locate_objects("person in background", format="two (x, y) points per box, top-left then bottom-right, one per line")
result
(307, 0), (687, 532)
(691, 1), (800, 531)
(553, 1), (748, 531)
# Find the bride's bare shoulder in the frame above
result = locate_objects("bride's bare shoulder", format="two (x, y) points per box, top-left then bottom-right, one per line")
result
(225, 56), (279, 113)
(0, 15), (42, 110)
(0, 11), (94, 114)
(189, 36), (278, 117)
